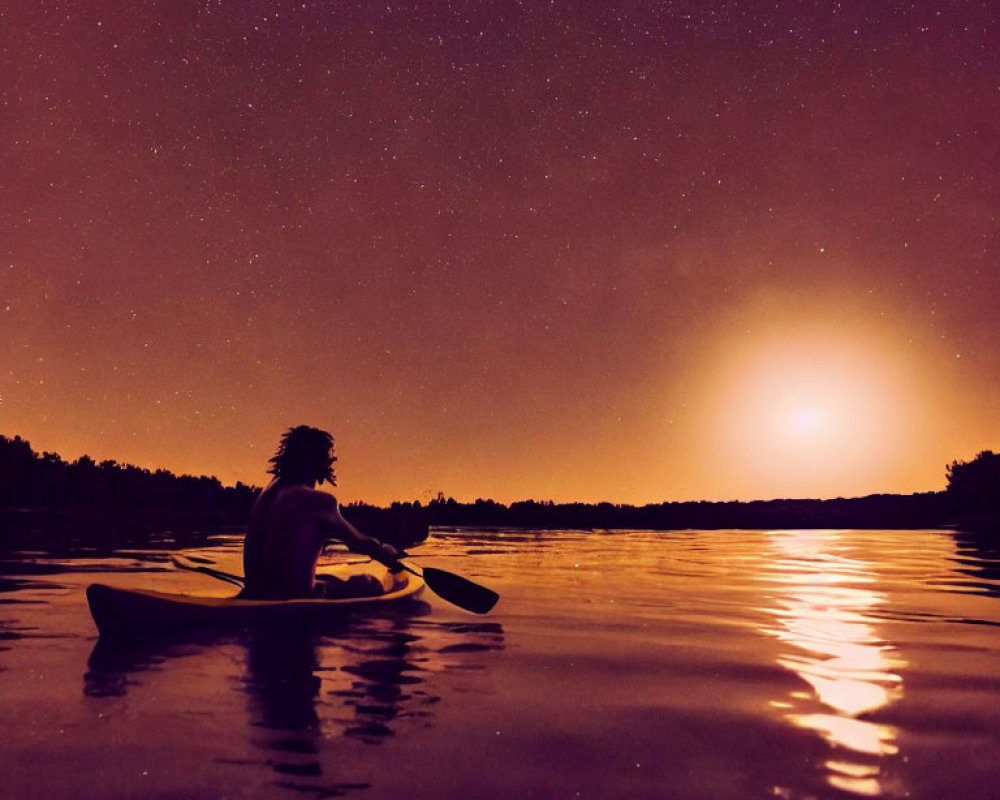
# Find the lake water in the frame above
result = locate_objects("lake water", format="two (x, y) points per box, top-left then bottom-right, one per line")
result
(1, 527), (998, 799)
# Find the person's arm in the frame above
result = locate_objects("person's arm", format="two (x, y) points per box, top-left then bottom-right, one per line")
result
(311, 492), (400, 567)
(332, 509), (401, 568)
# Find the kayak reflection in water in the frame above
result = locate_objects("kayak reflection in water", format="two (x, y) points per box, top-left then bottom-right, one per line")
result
(241, 426), (402, 600)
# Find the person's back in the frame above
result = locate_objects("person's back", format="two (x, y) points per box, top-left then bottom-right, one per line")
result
(241, 426), (399, 599)
(243, 480), (325, 598)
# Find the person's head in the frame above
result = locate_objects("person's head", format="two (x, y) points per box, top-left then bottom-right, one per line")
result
(268, 425), (337, 485)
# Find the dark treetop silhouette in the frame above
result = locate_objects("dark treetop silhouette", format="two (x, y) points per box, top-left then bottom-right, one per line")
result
(2, 433), (996, 536)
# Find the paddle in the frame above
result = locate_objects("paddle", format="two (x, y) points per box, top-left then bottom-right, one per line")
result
(170, 555), (245, 588)
(393, 561), (499, 615)
(170, 554), (499, 614)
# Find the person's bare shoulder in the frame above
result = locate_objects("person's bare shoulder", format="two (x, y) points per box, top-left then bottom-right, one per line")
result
(271, 484), (340, 518)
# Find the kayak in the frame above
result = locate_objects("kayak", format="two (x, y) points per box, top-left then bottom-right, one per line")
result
(87, 562), (425, 637)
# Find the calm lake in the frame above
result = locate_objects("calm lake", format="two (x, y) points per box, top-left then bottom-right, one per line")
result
(1, 527), (998, 799)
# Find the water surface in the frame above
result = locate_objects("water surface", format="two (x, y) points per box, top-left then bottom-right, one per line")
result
(1, 527), (998, 799)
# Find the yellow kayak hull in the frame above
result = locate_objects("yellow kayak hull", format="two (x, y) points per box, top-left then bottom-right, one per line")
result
(87, 563), (424, 637)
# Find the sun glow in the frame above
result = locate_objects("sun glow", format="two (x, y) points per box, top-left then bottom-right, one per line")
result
(700, 317), (926, 499)
(787, 405), (825, 434)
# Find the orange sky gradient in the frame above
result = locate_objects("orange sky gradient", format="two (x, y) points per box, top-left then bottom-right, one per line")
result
(2, 3), (998, 505)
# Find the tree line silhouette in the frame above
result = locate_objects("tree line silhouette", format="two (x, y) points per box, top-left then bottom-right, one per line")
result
(1, 434), (997, 536)
(945, 450), (1000, 521)
(0, 434), (257, 526)
(418, 492), (952, 530)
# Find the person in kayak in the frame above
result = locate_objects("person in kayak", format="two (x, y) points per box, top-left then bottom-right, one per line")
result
(241, 425), (402, 600)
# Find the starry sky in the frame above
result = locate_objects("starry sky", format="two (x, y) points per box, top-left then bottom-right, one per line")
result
(2, 1), (998, 505)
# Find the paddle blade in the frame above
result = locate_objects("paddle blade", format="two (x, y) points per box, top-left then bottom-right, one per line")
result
(421, 567), (499, 614)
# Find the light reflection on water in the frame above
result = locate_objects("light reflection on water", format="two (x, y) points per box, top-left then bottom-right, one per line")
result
(761, 530), (906, 798)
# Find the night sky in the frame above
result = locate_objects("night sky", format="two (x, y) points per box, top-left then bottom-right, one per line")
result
(3, 1), (998, 504)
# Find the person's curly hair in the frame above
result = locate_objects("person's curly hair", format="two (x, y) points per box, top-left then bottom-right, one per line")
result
(268, 425), (337, 485)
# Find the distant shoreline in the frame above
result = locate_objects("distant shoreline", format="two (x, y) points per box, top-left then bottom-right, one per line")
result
(0, 490), (963, 534)
(2, 433), (996, 538)
(416, 491), (956, 532)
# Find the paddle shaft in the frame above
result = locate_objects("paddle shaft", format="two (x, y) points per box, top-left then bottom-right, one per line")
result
(170, 556), (245, 588)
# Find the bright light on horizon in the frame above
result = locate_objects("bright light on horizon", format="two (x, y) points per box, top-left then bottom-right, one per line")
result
(786, 404), (825, 434)
(695, 315), (930, 500)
